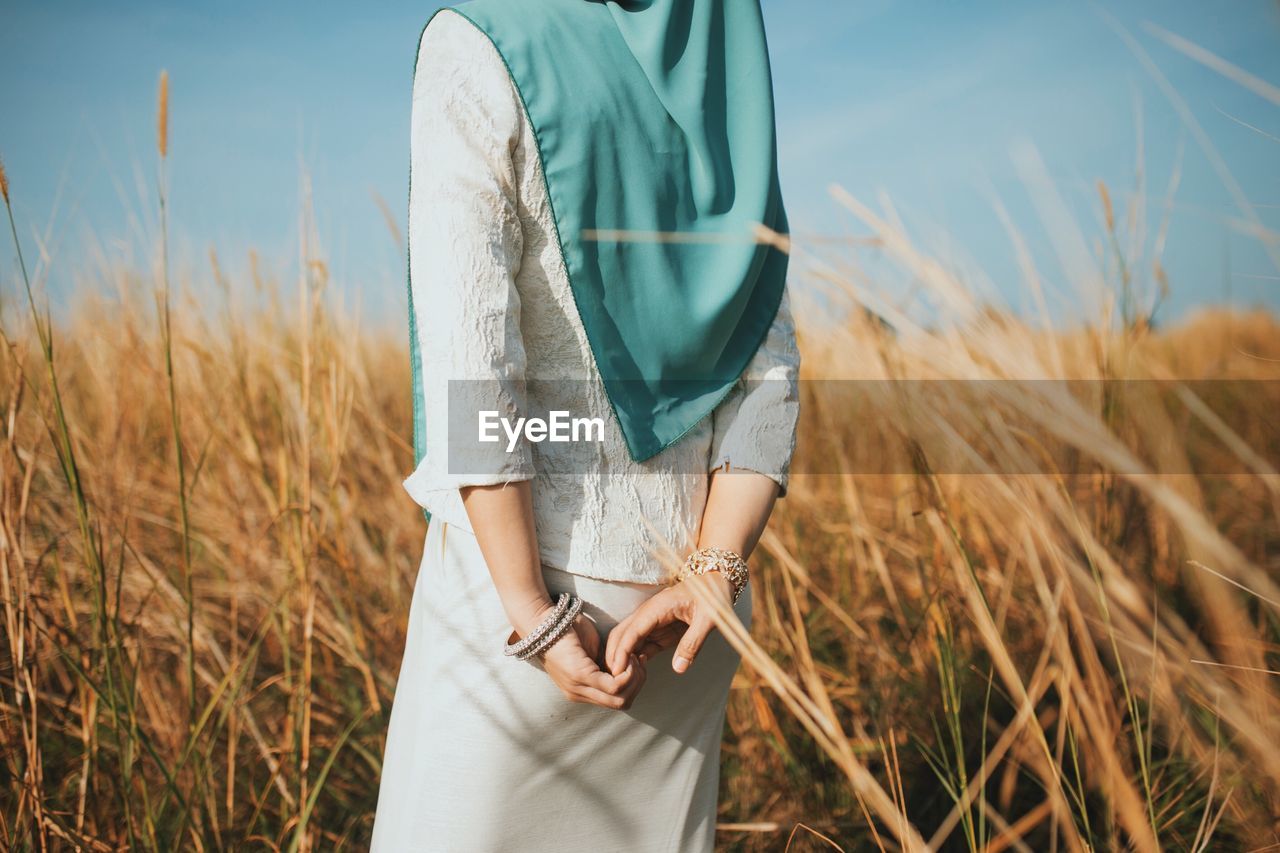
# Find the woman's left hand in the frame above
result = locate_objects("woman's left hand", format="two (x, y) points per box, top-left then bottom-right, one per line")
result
(605, 572), (734, 676)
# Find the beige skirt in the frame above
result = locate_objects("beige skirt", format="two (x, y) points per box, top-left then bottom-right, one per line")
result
(370, 519), (752, 852)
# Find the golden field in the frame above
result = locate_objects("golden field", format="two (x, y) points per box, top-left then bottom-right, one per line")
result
(3, 77), (1280, 851)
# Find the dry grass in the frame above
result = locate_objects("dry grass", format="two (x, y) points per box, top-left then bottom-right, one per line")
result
(3, 70), (1279, 853)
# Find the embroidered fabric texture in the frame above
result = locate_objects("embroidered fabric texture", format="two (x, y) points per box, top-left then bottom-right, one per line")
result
(402, 10), (800, 584)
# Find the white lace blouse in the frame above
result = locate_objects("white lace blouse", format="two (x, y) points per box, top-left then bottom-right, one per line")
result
(402, 10), (800, 585)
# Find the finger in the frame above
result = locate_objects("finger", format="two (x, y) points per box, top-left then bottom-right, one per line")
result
(605, 655), (646, 710)
(605, 614), (642, 675)
(573, 616), (601, 662)
(637, 628), (675, 661)
(553, 633), (634, 691)
(577, 660), (627, 695)
(604, 624), (632, 676)
(605, 657), (638, 689)
(572, 684), (630, 710)
(547, 633), (627, 696)
(673, 613), (716, 674)
(616, 654), (647, 709)
(637, 622), (685, 661)
(606, 601), (670, 674)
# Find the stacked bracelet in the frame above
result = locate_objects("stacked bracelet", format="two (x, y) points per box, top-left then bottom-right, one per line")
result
(520, 596), (582, 659)
(503, 593), (570, 659)
(678, 547), (749, 604)
(503, 593), (584, 661)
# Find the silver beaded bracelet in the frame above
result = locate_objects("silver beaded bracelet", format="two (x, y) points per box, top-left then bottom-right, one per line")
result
(503, 593), (583, 661)
(503, 593), (570, 659)
(678, 547), (749, 604)
(519, 595), (582, 660)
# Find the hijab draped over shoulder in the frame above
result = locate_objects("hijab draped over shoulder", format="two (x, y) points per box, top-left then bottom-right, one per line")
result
(411, 0), (789, 463)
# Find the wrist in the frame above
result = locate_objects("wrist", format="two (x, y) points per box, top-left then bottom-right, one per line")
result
(684, 569), (733, 602)
(508, 594), (558, 638)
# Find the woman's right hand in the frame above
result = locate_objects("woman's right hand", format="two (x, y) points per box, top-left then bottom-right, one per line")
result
(517, 601), (647, 710)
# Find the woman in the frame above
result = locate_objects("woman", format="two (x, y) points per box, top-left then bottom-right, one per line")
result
(371, 0), (799, 849)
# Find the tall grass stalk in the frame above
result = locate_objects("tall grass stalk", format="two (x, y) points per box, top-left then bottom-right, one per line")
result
(153, 70), (197, 731)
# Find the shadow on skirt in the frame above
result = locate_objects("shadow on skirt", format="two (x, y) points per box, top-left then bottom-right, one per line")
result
(370, 519), (752, 852)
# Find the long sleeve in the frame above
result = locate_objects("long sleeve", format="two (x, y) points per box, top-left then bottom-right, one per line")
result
(709, 284), (801, 496)
(401, 11), (535, 516)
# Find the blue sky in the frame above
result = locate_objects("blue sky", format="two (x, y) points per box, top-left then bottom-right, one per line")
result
(1, 0), (1278, 326)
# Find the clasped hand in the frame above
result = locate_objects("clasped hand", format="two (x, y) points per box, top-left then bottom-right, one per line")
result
(538, 571), (734, 711)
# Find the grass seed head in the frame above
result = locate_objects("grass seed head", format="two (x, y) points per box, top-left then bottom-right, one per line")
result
(157, 70), (169, 159)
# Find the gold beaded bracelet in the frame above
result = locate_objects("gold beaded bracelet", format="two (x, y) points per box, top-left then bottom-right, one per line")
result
(678, 547), (749, 604)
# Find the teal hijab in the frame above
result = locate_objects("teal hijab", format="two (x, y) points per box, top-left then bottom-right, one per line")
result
(409, 0), (789, 468)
